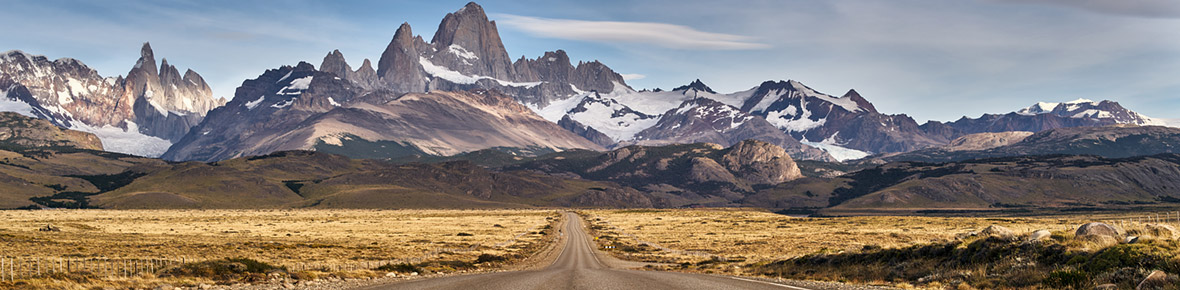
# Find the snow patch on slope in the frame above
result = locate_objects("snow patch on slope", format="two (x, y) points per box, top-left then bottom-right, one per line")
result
(1017, 101), (1060, 115)
(446, 44), (479, 62)
(707, 87), (757, 108)
(527, 91), (587, 122)
(788, 80), (863, 112)
(279, 76), (313, 95)
(763, 98), (827, 132)
(71, 121), (172, 157)
(567, 95), (658, 142)
(419, 57), (541, 88)
(245, 96), (265, 110)
(0, 90), (37, 117)
(802, 134), (870, 162)
(802, 141), (870, 162)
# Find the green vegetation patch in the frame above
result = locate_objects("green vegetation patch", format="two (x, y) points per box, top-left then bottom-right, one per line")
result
(64, 171), (147, 192)
(160, 258), (285, 282)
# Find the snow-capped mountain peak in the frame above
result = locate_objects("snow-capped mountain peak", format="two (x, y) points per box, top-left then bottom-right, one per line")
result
(563, 92), (659, 142)
(1018, 101), (1061, 115)
(672, 79), (716, 94)
(1013, 98), (1166, 126)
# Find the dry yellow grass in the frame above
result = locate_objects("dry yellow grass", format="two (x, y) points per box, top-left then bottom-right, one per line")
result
(583, 208), (1180, 264)
(0, 209), (558, 288)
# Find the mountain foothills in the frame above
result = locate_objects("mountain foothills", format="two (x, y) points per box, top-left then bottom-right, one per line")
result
(0, 111), (776, 209)
(0, 44), (226, 157)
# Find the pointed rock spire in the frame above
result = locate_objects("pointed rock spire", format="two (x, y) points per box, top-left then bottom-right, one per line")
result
(842, 89), (877, 113)
(319, 49), (353, 80)
(377, 22), (427, 93)
(430, 2), (514, 80)
(353, 58), (379, 88)
(158, 58), (184, 90)
(136, 42), (158, 77)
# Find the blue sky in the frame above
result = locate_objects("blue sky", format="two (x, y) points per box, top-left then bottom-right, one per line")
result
(1, 0), (1177, 122)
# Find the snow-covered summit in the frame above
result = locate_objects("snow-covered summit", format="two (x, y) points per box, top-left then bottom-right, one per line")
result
(1014, 98), (1169, 126)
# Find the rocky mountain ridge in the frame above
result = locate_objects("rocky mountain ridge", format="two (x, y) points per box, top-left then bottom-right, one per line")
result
(162, 61), (601, 162)
(878, 125), (1180, 163)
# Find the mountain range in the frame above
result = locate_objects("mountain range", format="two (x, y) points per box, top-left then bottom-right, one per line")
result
(4, 110), (1180, 212)
(161, 2), (1179, 164)
(0, 44), (225, 157)
(5, 2), (1176, 164)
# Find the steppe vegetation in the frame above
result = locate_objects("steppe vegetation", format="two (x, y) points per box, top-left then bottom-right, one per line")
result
(585, 209), (1180, 289)
(0, 209), (558, 289)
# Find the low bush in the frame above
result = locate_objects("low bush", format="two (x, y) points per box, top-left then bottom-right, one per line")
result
(754, 237), (1180, 289)
(375, 263), (420, 273)
(160, 258), (284, 282)
(476, 254), (508, 264)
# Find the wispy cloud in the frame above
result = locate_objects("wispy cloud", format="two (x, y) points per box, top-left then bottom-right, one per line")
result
(987, 0), (1180, 18)
(619, 73), (646, 80)
(496, 14), (770, 50)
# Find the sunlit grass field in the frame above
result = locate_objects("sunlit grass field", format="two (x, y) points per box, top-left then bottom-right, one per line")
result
(0, 209), (558, 289)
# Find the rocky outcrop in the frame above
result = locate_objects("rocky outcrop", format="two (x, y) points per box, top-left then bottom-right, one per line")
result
(943, 131), (1033, 151)
(688, 157), (740, 184)
(0, 111), (102, 150)
(1026, 229), (1052, 243)
(1077, 223), (1122, 238)
(718, 140), (803, 185)
(978, 225), (1016, 240)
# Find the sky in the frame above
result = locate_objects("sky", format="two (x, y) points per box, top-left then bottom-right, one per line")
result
(1, 0), (1177, 122)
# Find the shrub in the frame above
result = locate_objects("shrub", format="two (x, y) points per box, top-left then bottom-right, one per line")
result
(1043, 269), (1089, 289)
(160, 258), (283, 282)
(375, 263), (421, 273)
(476, 254), (508, 264)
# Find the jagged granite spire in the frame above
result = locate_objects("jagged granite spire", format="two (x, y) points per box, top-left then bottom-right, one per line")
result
(429, 2), (515, 80)
(377, 22), (427, 93)
(319, 49), (352, 80)
(136, 42), (158, 76)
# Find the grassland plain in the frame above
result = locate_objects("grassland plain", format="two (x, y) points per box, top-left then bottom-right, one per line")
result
(0, 209), (560, 289)
(583, 208), (1180, 289)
